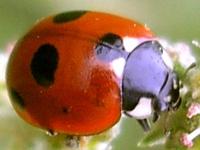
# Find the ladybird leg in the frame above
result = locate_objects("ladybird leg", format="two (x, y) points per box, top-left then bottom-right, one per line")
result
(124, 111), (150, 131)
(137, 119), (150, 132)
(152, 112), (159, 122)
(171, 97), (182, 111)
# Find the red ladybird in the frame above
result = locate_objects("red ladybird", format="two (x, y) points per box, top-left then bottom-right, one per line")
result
(7, 11), (179, 136)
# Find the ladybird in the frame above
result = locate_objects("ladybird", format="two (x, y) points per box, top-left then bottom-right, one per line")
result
(6, 10), (180, 135)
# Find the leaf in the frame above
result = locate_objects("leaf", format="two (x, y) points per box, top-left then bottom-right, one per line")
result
(138, 127), (166, 147)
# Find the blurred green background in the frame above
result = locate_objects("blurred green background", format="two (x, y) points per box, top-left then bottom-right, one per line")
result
(0, 0), (200, 150)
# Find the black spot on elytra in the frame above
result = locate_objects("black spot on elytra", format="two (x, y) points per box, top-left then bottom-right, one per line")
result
(31, 43), (58, 87)
(62, 107), (69, 114)
(95, 33), (126, 62)
(53, 11), (87, 23)
(9, 88), (25, 108)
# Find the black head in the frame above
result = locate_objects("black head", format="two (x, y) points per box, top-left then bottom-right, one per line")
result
(122, 41), (180, 123)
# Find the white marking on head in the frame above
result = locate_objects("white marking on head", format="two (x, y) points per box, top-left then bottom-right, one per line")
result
(126, 97), (153, 119)
(123, 37), (156, 53)
(123, 37), (140, 52)
(110, 57), (126, 79)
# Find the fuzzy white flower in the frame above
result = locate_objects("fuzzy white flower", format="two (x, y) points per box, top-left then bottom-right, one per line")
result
(159, 39), (196, 69)
(180, 103), (200, 148)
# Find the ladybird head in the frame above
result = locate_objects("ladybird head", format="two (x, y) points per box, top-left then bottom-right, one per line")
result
(122, 41), (181, 127)
(94, 36), (181, 120)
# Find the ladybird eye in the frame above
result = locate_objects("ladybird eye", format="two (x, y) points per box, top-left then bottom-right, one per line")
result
(31, 43), (59, 87)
